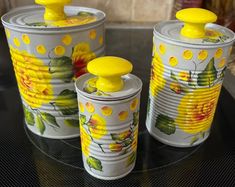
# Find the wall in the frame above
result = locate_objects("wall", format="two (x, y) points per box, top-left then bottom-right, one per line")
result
(12, 0), (174, 22)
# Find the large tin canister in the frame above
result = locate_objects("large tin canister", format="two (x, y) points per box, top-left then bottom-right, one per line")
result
(146, 8), (235, 147)
(1, 0), (105, 139)
(75, 57), (142, 180)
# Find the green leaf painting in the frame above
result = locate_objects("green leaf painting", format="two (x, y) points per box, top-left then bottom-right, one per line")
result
(197, 57), (218, 86)
(87, 156), (103, 171)
(133, 111), (139, 127)
(59, 89), (77, 98)
(23, 105), (35, 126)
(41, 112), (59, 127)
(35, 116), (46, 135)
(126, 152), (136, 167)
(170, 71), (178, 81)
(83, 84), (97, 94)
(123, 138), (133, 147)
(155, 114), (175, 135)
(49, 56), (73, 73)
(79, 114), (86, 126)
(64, 119), (79, 128)
(77, 11), (94, 17)
(190, 136), (199, 146)
(111, 133), (123, 142)
(54, 90), (78, 115)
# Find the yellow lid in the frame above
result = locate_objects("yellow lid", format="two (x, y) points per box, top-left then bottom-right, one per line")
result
(35, 0), (71, 21)
(176, 8), (217, 38)
(87, 56), (133, 92)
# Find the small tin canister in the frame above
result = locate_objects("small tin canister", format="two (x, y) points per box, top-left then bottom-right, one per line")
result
(146, 8), (235, 147)
(75, 56), (142, 180)
(1, 0), (105, 139)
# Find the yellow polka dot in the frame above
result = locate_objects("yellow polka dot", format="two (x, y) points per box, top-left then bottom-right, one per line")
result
(85, 102), (95, 113)
(183, 50), (193, 60)
(79, 102), (85, 113)
(99, 36), (103, 45)
(89, 30), (97, 40)
(54, 46), (65, 56)
(197, 50), (208, 61)
(159, 44), (166, 55)
(130, 98), (138, 111)
(218, 57), (226, 68)
(13, 37), (21, 47)
(62, 35), (72, 46)
(36, 45), (47, 55)
(22, 34), (31, 45)
(5, 29), (10, 38)
(118, 111), (128, 121)
(101, 106), (112, 116)
(215, 48), (223, 59)
(169, 56), (178, 67)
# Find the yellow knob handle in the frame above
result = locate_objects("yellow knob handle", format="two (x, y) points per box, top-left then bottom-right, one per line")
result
(176, 8), (217, 39)
(87, 56), (133, 92)
(35, 0), (72, 21)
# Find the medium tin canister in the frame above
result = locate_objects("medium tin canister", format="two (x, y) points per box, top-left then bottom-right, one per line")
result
(1, 0), (105, 139)
(75, 56), (142, 180)
(146, 8), (235, 147)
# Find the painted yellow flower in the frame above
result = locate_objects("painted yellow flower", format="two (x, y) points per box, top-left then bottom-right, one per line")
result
(87, 77), (97, 87)
(131, 136), (138, 151)
(130, 98), (139, 111)
(150, 50), (166, 96)
(198, 50), (208, 61)
(5, 29), (10, 38)
(10, 46), (53, 108)
(71, 42), (96, 78)
(205, 29), (222, 39)
(80, 125), (91, 157)
(85, 102), (95, 113)
(54, 45), (65, 56)
(118, 130), (132, 140)
(89, 114), (107, 139)
(118, 111), (128, 121)
(89, 29), (97, 40)
(52, 16), (96, 27)
(169, 56), (178, 67)
(99, 36), (104, 45)
(62, 35), (72, 46)
(218, 57), (226, 69)
(109, 143), (122, 152)
(183, 50), (193, 60)
(159, 43), (166, 55)
(79, 102), (85, 113)
(13, 37), (21, 47)
(214, 48), (223, 59)
(101, 106), (112, 116)
(22, 34), (31, 45)
(178, 71), (190, 82)
(36, 45), (47, 55)
(170, 82), (181, 94)
(176, 84), (221, 134)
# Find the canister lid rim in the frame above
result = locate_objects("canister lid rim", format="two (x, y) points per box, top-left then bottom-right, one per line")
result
(75, 73), (143, 101)
(1, 5), (106, 30)
(154, 20), (235, 47)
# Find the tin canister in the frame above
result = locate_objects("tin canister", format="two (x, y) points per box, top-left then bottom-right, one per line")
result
(146, 8), (235, 147)
(1, 0), (105, 139)
(75, 56), (142, 180)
